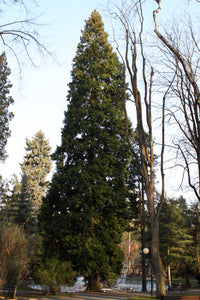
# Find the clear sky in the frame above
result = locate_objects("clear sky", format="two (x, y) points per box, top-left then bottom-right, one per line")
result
(0, 0), (198, 201)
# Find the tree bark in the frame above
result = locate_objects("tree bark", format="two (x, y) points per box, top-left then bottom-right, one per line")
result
(167, 246), (172, 289)
(151, 216), (166, 298)
(87, 274), (101, 291)
(5, 286), (17, 299)
(112, 1), (166, 297)
(168, 265), (171, 289)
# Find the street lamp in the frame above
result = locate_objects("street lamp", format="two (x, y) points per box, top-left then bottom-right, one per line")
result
(142, 248), (149, 292)
(143, 248), (153, 296)
(143, 248), (149, 255)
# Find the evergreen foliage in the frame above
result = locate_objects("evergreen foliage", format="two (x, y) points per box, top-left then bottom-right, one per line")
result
(0, 175), (10, 211)
(159, 196), (194, 285)
(0, 52), (14, 162)
(13, 174), (32, 228)
(1, 175), (22, 221)
(183, 201), (200, 282)
(20, 130), (52, 231)
(33, 257), (76, 295)
(40, 10), (131, 289)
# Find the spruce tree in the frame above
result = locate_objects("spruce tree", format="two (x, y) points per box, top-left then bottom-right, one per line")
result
(159, 196), (194, 287)
(0, 52), (14, 162)
(40, 10), (131, 290)
(21, 130), (52, 232)
(0, 175), (10, 212)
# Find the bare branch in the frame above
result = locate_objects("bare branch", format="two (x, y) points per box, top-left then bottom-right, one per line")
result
(153, 0), (161, 31)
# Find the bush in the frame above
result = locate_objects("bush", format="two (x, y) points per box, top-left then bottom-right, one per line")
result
(33, 257), (76, 295)
(0, 221), (29, 298)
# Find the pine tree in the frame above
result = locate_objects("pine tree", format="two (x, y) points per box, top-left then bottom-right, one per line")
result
(0, 52), (14, 162)
(159, 196), (194, 287)
(13, 174), (32, 229)
(187, 202), (200, 281)
(0, 175), (11, 212)
(1, 174), (22, 221)
(21, 130), (52, 232)
(40, 10), (131, 290)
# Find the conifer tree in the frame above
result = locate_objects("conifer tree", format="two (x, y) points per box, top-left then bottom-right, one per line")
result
(40, 10), (131, 290)
(0, 52), (14, 162)
(0, 175), (10, 212)
(21, 130), (52, 232)
(13, 174), (32, 229)
(159, 196), (194, 287)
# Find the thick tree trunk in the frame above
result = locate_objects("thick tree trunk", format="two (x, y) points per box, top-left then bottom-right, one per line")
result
(151, 216), (166, 298)
(87, 274), (101, 291)
(184, 264), (191, 288)
(168, 264), (171, 289)
(167, 246), (171, 289)
(6, 286), (17, 299)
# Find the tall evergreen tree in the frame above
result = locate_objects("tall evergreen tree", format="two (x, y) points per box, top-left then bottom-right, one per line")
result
(40, 10), (131, 290)
(21, 130), (52, 231)
(0, 52), (14, 162)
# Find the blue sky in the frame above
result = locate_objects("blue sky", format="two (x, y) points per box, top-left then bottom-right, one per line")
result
(1, 0), (104, 179)
(0, 0), (199, 201)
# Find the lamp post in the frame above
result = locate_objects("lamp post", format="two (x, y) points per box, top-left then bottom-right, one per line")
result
(143, 248), (153, 296)
(142, 248), (149, 292)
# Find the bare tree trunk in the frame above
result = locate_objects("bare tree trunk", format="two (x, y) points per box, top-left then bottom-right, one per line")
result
(111, 1), (166, 297)
(168, 265), (171, 289)
(128, 232), (131, 276)
(87, 274), (100, 291)
(153, 0), (200, 202)
(151, 216), (165, 297)
(167, 246), (172, 289)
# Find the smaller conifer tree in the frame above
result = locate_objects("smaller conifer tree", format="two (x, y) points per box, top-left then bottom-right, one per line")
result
(20, 130), (52, 232)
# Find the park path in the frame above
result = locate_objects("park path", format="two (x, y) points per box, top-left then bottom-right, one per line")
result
(26, 291), (151, 300)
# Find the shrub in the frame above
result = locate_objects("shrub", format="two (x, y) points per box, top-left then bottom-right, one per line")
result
(0, 221), (29, 298)
(33, 257), (76, 295)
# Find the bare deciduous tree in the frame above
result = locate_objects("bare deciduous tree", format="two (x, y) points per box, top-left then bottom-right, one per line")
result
(0, 0), (52, 161)
(109, 0), (166, 297)
(153, 0), (200, 201)
(0, 0), (51, 71)
(0, 221), (29, 298)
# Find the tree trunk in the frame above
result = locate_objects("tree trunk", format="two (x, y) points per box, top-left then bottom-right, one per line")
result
(167, 265), (171, 289)
(141, 185), (147, 292)
(151, 216), (166, 298)
(128, 231), (131, 276)
(142, 247), (147, 292)
(6, 286), (17, 299)
(167, 245), (171, 289)
(87, 274), (101, 291)
(185, 264), (191, 288)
